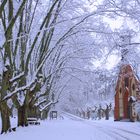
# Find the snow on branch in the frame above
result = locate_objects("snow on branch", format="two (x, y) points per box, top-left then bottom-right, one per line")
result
(35, 98), (47, 107)
(1, 50), (59, 103)
(1, 77), (37, 103)
(0, 48), (53, 103)
(39, 100), (58, 112)
(9, 72), (24, 83)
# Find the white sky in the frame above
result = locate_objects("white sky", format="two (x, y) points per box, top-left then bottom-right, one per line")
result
(92, 54), (120, 70)
(105, 54), (121, 70)
(103, 17), (123, 31)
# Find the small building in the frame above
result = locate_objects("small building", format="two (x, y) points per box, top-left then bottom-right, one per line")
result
(114, 64), (140, 122)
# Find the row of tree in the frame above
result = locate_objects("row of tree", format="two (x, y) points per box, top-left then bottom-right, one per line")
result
(75, 103), (112, 120)
(0, 0), (77, 133)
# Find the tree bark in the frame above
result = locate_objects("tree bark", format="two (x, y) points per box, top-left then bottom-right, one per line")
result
(18, 105), (28, 127)
(0, 66), (12, 134)
(0, 102), (11, 134)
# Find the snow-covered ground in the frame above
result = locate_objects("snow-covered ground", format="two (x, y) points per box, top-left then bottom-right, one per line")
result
(1, 113), (140, 140)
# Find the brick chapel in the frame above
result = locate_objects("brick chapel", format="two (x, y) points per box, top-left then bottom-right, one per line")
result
(114, 64), (140, 121)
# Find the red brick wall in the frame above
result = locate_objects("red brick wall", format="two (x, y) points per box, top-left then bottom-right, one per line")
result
(114, 92), (119, 120)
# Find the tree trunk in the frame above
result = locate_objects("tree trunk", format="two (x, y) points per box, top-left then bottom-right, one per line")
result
(41, 109), (49, 120)
(0, 65), (12, 134)
(0, 102), (11, 134)
(18, 105), (28, 127)
(105, 109), (109, 120)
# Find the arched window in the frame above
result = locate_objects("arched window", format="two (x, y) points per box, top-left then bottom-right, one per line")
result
(132, 84), (135, 91)
(125, 77), (129, 87)
(119, 88), (122, 93)
(119, 86), (123, 117)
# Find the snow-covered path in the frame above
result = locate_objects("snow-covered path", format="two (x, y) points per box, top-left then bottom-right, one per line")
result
(63, 113), (140, 140)
(1, 114), (140, 140)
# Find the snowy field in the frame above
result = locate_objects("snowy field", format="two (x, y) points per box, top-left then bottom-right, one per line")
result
(1, 114), (140, 140)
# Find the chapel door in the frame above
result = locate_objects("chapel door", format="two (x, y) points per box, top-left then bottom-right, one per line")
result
(123, 89), (129, 118)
